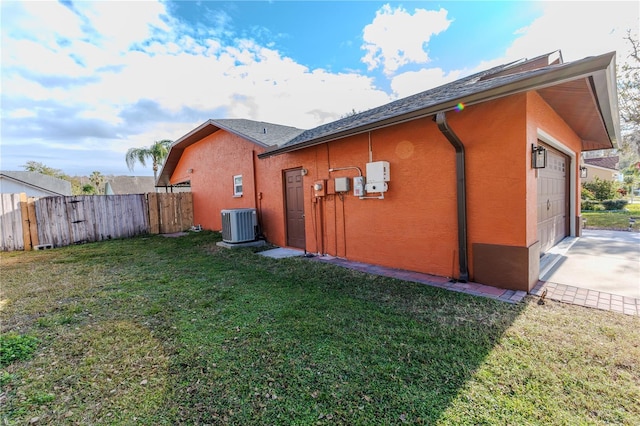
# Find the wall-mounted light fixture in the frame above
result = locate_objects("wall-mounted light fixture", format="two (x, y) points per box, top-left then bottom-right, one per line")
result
(531, 144), (547, 169)
(187, 168), (194, 174)
(300, 168), (308, 176)
(580, 166), (588, 178)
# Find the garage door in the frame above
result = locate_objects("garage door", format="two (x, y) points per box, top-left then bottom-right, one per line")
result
(537, 144), (569, 253)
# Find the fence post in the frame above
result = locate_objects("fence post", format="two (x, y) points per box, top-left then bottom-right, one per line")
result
(19, 193), (32, 250)
(27, 197), (39, 248)
(147, 192), (160, 234)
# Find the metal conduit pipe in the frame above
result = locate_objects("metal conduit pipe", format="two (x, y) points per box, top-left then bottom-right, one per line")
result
(435, 111), (469, 283)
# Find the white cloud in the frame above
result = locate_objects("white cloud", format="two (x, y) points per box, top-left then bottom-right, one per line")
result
(361, 4), (451, 75)
(2, 0), (637, 177)
(465, 1), (639, 75)
(0, 0), (394, 175)
(506, 1), (638, 67)
(390, 67), (463, 98)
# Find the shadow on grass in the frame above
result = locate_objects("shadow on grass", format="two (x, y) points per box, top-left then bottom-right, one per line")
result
(140, 233), (527, 424)
(1, 232), (527, 425)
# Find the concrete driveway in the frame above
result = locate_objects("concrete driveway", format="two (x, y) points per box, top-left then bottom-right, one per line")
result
(540, 230), (640, 299)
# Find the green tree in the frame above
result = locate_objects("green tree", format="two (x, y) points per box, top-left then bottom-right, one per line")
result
(618, 31), (640, 159)
(125, 139), (173, 182)
(21, 161), (66, 179)
(582, 177), (619, 201)
(81, 184), (97, 194)
(89, 171), (105, 195)
(622, 162), (640, 201)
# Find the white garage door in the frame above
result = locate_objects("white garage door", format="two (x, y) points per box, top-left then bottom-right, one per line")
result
(537, 144), (569, 253)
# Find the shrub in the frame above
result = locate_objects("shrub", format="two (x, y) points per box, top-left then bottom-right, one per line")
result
(582, 177), (619, 201)
(0, 333), (38, 367)
(581, 187), (596, 200)
(601, 199), (628, 211)
(581, 200), (604, 211)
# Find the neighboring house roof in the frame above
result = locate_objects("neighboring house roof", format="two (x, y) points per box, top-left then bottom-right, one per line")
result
(158, 119), (305, 186)
(0, 171), (72, 196)
(104, 176), (157, 194)
(259, 51), (619, 158)
(583, 156), (619, 170)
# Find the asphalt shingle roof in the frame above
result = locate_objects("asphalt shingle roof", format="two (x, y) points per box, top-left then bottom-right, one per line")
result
(279, 60), (524, 149)
(259, 50), (617, 158)
(584, 156), (619, 170)
(0, 171), (72, 196)
(212, 119), (305, 147)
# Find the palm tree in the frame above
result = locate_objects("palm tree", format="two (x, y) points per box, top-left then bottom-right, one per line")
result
(89, 171), (105, 194)
(125, 139), (173, 182)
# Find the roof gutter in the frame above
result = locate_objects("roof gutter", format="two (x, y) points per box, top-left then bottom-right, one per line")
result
(435, 112), (469, 283)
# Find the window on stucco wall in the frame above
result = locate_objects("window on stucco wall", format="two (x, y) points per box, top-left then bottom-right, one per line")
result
(233, 175), (243, 196)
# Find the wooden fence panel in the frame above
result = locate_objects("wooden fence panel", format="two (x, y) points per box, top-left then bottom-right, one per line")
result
(2, 192), (190, 251)
(36, 196), (70, 248)
(151, 192), (193, 234)
(34, 194), (150, 248)
(0, 193), (25, 251)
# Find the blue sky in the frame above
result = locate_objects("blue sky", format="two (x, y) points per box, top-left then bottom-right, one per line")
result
(1, 1), (638, 177)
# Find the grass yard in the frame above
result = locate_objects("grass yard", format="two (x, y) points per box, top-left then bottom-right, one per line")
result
(1, 232), (639, 425)
(582, 201), (640, 232)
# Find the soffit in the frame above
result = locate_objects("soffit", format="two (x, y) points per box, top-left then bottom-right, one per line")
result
(537, 78), (612, 151)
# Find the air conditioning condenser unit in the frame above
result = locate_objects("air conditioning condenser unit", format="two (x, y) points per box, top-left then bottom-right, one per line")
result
(221, 208), (257, 243)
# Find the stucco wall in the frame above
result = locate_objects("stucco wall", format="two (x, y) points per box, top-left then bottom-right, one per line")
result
(170, 131), (262, 230)
(169, 91), (586, 287)
(262, 95), (530, 280)
(526, 91), (583, 247)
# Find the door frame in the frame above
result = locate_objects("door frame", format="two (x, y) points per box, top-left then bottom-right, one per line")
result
(537, 128), (577, 237)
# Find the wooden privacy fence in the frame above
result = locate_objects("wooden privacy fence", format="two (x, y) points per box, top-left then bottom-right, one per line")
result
(0, 192), (193, 251)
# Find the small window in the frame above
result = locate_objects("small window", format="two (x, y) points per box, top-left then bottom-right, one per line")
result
(233, 175), (243, 196)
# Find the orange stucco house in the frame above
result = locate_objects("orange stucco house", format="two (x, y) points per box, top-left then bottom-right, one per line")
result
(157, 51), (620, 292)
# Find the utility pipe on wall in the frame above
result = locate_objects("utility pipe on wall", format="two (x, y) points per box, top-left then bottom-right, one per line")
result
(435, 112), (469, 283)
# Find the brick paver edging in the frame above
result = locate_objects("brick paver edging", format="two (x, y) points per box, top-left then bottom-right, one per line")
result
(311, 256), (527, 304)
(308, 256), (637, 315)
(531, 281), (639, 316)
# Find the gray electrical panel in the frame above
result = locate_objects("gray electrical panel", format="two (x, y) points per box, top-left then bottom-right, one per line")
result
(335, 177), (350, 192)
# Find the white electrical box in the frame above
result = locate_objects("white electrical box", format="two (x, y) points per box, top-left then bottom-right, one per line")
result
(353, 176), (364, 197)
(366, 161), (390, 182)
(365, 161), (390, 193)
(335, 177), (350, 192)
(365, 181), (388, 193)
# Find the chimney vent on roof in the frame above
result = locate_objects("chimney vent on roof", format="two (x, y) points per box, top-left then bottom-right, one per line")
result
(263, 128), (267, 134)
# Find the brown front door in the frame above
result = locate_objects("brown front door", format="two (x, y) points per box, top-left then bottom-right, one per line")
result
(284, 169), (306, 249)
(537, 144), (569, 253)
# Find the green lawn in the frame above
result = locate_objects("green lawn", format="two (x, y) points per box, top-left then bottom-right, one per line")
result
(1, 232), (638, 425)
(582, 201), (640, 232)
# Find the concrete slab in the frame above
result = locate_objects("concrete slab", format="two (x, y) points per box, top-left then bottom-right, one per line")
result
(258, 247), (305, 259)
(216, 240), (267, 249)
(540, 230), (640, 299)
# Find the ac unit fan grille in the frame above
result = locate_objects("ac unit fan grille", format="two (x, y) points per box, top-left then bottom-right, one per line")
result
(221, 208), (257, 243)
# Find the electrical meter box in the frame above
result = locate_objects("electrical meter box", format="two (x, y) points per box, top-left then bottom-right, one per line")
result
(314, 180), (326, 197)
(365, 161), (390, 193)
(335, 177), (350, 192)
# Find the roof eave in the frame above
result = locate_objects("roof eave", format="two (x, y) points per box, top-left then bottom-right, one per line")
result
(259, 52), (619, 159)
(157, 119), (273, 186)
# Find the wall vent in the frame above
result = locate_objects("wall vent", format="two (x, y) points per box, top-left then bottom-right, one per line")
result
(221, 208), (257, 243)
